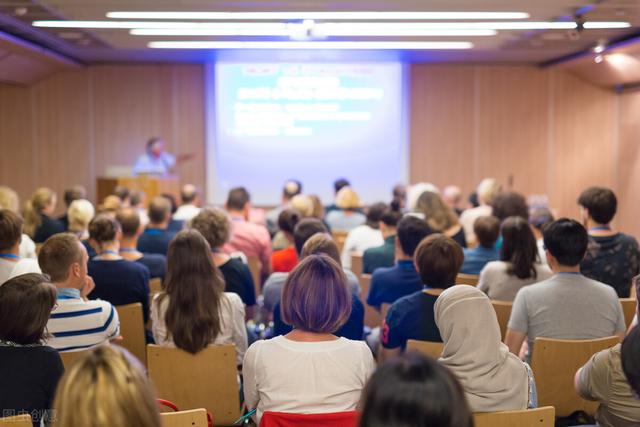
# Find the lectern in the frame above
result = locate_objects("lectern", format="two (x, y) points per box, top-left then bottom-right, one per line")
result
(96, 176), (180, 206)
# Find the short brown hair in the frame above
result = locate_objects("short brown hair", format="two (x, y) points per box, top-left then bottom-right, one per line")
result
(0, 209), (23, 252)
(189, 208), (230, 249)
(89, 215), (120, 244)
(281, 254), (351, 334)
(38, 233), (84, 282)
(116, 208), (141, 237)
(0, 273), (56, 345)
(414, 234), (464, 288)
(473, 216), (501, 248)
(300, 233), (341, 265)
(148, 196), (171, 224)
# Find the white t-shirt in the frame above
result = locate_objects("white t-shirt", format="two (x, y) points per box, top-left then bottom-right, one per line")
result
(340, 225), (383, 269)
(151, 292), (248, 365)
(173, 204), (201, 222)
(243, 335), (375, 423)
(0, 258), (41, 285)
(19, 234), (37, 259)
(460, 205), (492, 246)
(478, 261), (552, 302)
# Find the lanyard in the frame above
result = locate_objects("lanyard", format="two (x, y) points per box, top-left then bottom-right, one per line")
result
(590, 226), (611, 231)
(0, 253), (20, 260)
(120, 248), (138, 253)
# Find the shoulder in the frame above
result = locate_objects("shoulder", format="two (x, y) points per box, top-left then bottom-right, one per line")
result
(482, 261), (508, 273)
(222, 292), (244, 307)
(390, 291), (423, 311)
(619, 233), (639, 248)
(372, 265), (397, 279)
(11, 258), (41, 278)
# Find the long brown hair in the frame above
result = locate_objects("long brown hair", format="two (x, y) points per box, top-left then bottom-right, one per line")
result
(160, 229), (225, 354)
(500, 216), (539, 279)
(416, 191), (459, 233)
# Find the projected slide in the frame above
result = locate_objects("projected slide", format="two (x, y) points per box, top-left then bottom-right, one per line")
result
(210, 62), (406, 205)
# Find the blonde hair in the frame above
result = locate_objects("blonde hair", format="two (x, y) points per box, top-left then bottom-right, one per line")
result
(23, 187), (56, 238)
(335, 187), (362, 210)
(0, 186), (19, 212)
(68, 199), (95, 234)
(99, 195), (122, 215)
(308, 194), (325, 219)
(477, 178), (501, 205)
(416, 191), (459, 233)
(53, 346), (161, 427)
(290, 194), (314, 217)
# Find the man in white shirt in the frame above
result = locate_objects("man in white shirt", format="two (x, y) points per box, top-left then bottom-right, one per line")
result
(0, 209), (41, 285)
(133, 137), (176, 176)
(39, 233), (120, 352)
(173, 184), (202, 222)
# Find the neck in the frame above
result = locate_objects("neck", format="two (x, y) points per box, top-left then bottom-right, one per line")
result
(120, 237), (138, 249)
(99, 242), (120, 254)
(588, 221), (614, 235)
(554, 264), (581, 274)
(286, 329), (338, 342)
(382, 230), (396, 239)
(149, 223), (167, 230)
(228, 210), (246, 220)
(0, 245), (20, 257)
(54, 280), (81, 291)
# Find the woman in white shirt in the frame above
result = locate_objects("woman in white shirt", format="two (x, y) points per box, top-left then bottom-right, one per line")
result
(243, 254), (375, 423)
(151, 230), (247, 365)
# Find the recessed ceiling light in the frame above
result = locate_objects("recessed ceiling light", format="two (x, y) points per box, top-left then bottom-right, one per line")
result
(583, 21), (630, 29)
(147, 40), (475, 50)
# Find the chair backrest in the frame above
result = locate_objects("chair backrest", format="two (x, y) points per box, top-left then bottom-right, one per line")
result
(0, 414), (32, 427)
(456, 273), (479, 286)
(351, 253), (363, 278)
(620, 298), (637, 328)
(332, 231), (348, 253)
(116, 303), (147, 366)
(247, 256), (262, 297)
(406, 339), (444, 359)
(474, 406), (555, 427)
(490, 300), (513, 340)
(160, 409), (209, 427)
(59, 348), (92, 370)
(147, 344), (240, 426)
(149, 277), (163, 294)
(359, 274), (382, 329)
(531, 336), (620, 417)
(259, 411), (359, 427)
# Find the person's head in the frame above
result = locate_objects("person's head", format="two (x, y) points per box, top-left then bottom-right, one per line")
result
(89, 215), (121, 251)
(281, 254), (351, 334)
(189, 208), (230, 250)
(23, 187), (57, 237)
(392, 184), (407, 210)
(278, 208), (302, 241)
(500, 216), (539, 280)
(529, 207), (555, 233)
(467, 192), (479, 209)
(146, 137), (165, 157)
(0, 186), (19, 212)
(113, 185), (130, 206)
(335, 187), (362, 211)
(396, 216), (433, 258)
(180, 184), (199, 206)
(358, 352), (473, 427)
(491, 191), (529, 221)
(0, 273), (56, 345)
(622, 324), (640, 396)
(116, 208), (143, 239)
(416, 191), (459, 233)
(366, 202), (387, 229)
(473, 216), (501, 248)
(476, 178), (501, 206)
(129, 191), (144, 208)
(300, 233), (341, 265)
(0, 209), (23, 253)
(161, 194), (178, 215)
(163, 230), (225, 354)
(380, 207), (402, 238)
(414, 234), (464, 288)
(63, 185), (87, 208)
(442, 185), (462, 209)
(53, 346), (161, 427)
(67, 199), (95, 235)
(407, 183), (439, 211)
(282, 180), (302, 202)
(290, 194), (314, 217)
(38, 233), (88, 288)
(578, 187), (617, 226)
(99, 195), (122, 216)
(334, 178), (351, 195)
(542, 218), (589, 268)
(293, 218), (329, 254)
(148, 196), (172, 226)
(308, 194), (325, 219)
(226, 187), (250, 214)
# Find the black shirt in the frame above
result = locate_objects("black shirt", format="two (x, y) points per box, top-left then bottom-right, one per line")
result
(218, 258), (256, 306)
(136, 254), (167, 281)
(137, 228), (176, 256)
(382, 290), (441, 350)
(450, 227), (467, 248)
(0, 345), (64, 427)
(33, 214), (65, 243)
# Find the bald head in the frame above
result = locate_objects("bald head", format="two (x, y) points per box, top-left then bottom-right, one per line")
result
(181, 184), (199, 205)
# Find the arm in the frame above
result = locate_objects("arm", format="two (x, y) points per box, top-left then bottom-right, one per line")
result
(341, 231), (356, 268)
(230, 295), (249, 366)
(242, 344), (260, 411)
(379, 310), (403, 363)
(574, 349), (610, 404)
(505, 329), (527, 357)
(505, 291), (529, 356)
(104, 304), (121, 341)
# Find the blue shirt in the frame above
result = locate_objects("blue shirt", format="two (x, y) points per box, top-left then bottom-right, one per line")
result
(137, 228), (176, 256)
(367, 260), (423, 307)
(136, 254), (167, 281)
(461, 245), (500, 275)
(133, 151), (176, 175)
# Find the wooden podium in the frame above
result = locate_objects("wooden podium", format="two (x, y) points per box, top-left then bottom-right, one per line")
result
(96, 176), (180, 206)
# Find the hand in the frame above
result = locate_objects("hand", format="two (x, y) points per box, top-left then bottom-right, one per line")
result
(81, 276), (96, 299)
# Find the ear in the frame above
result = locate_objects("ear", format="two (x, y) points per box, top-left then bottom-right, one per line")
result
(70, 262), (81, 279)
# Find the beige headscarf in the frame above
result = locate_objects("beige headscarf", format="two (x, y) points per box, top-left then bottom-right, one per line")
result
(435, 285), (529, 413)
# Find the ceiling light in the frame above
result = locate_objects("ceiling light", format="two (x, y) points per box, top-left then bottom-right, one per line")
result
(131, 27), (497, 37)
(583, 21), (631, 29)
(593, 40), (606, 54)
(147, 40), (474, 50)
(594, 55), (603, 63)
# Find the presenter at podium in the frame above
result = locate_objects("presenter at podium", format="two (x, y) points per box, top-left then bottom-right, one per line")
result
(133, 137), (176, 176)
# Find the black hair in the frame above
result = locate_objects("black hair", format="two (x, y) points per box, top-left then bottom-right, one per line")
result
(278, 208), (302, 235)
(397, 216), (433, 257)
(334, 178), (351, 194)
(468, 192), (479, 208)
(381, 202), (403, 228)
(577, 187), (617, 225)
(501, 216), (539, 279)
(542, 218), (588, 267)
(226, 187), (250, 211)
(366, 203), (388, 229)
(293, 218), (328, 254)
(622, 324), (640, 396)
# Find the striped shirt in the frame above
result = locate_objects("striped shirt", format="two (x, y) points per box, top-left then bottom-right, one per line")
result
(46, 288), (120, 352)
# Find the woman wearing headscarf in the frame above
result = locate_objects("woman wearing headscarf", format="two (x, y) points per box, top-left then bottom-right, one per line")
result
(435, 285), (536, 413)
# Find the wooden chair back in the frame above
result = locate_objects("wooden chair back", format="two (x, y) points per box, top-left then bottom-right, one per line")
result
(147, 344), (240, 426)
(406, 339), (444, 359)
(0, 415), (32, 427)
(474, 406), (555, 427)
(332, 231), (348, 254)
(247, 256), (262, 297)
(620, 298), (636, 328)
(351, 253), (363, 279)
(116, 303), (147, 366)
(160, 409), (209, 427)
(456, 273), (479, 286)
(359, 274), (382, 328)
(59, 348), (92, 370)
(149, 277), (163, 295)
(490, 300), (513, 340)
(531, 336), (620, 417)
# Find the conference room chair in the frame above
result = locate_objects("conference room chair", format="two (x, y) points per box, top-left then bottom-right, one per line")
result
(332, 231), (348, 254)
(59, 348), (92, 370)
(147, 344), (240, 426)
(246, 256), (262, 298)
(456, 273), (480, 286)
(160, 408), (209, 427)
(491, 300), (513, 340)
(116, 303), (147, 366)
(474, 406), (555, 427)
(350, 253), (363, 278)
(406, 339), (444, 359)
(259, 411), (359, 427)
(359, 274), (382, 329)
(620, 298), (636, 328)
(149, 277), (163, 295)
(0, 414), (32, 427)
(531, 336), (620, 417)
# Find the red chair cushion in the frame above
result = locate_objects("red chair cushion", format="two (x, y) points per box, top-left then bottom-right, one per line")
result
(259, 411), (359, 427)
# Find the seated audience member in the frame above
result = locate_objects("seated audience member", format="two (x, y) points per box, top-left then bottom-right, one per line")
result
(266, 180), (302, 236)
(406, 183), (439, 213)
(88, 216), (150, 323)
(505, 219), (626, 361)
(436, 285), (534, 412)
(161, 193), (184, 232)
(530, 206), (555, 264)
(0, 187), (37, 259)
(172, 184), (201, 222)
(0, 273), (63, 427)
(460, 178), (501, 246)
(151, 230), (247, 364)
(443, 185), (464, 217)
(271, 209), (301, 273)
(130, 190), (149, 226)
(416, 190), (466, 247)
(367, 216), (432, 309)
(0, 209), (40, 284)
(262, 218), (360, 313)
(325, 178), (351, 214)
(137, 196), (176, 256)
(325, 187), (367, 232)
(67, 199), (95, 241)
(222, 187), (272, 276)
(116, 208), (167, 280)
(113, 185), (131, 207)
(272, 195), (313, 250)
(478, 216), (552, 301)
(59, 185), (86, 231)
(189, 208), (256, 311)
(578, 187), (640, 297)
(381, 235), (464, 361)
(98, 195), (122, 217)
(341, 202), (386, 268)
(359, 352), (473, 427)
(273, 234), (365, 340)
(23, 187), (65, 243)
(622, 325), (640, 396)
(391, 184), (407, 212)
(39, 234), (120, 352)
(460, 216), (500, 275)
(244, 254), (375, 423)
(53, 346), (161, 427)
(491, 191), (529, 221)
(362, 203), (402, 274)
(467, 191), (479, 209)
